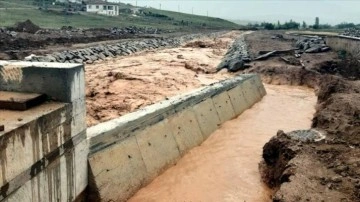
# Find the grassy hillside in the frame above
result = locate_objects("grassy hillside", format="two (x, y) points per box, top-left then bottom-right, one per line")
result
(0, 0), (240, 30)
(0, 0), (36, 8)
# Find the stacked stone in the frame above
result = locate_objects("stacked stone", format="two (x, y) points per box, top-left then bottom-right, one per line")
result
(295, 37), (330, 53)
(27, 32), (223, 64)
(341, 28), (360, 38)
(216, 37), (251, 72)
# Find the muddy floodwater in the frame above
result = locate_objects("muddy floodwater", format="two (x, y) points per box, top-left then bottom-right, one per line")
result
(128, 84), (317, 202)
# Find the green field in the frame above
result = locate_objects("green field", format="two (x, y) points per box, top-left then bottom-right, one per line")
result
(0, 0), (240, 30)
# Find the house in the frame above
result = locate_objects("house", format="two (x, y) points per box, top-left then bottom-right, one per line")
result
(86, 0), (119, 16)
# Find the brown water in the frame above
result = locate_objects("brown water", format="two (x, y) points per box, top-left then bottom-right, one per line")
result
(128, 84), (317, 202)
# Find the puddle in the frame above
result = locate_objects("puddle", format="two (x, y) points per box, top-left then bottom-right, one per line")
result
(128, 84), (317, 202)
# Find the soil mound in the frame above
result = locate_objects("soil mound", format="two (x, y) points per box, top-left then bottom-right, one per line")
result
(13, 20), (41, 34)
(315, 58), (360, 80)
(184, 39), (229, 49)
(184, 40), (212, 48)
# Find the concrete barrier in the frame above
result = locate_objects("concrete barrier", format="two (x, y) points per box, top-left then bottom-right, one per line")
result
(87, 74), (266, 202)
(0, 61), (87, 202)
(325, 36), (360, 59)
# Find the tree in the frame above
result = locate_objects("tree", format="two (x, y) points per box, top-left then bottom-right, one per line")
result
(302, 21), (307, 29)
(314, 17), (320, 29)
(261, 22), (275, 30)
(336, 22), (356, 29)
(282, 20), (300, 29)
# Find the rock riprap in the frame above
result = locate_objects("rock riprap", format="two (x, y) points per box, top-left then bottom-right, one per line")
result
(216, 36), (250, 72)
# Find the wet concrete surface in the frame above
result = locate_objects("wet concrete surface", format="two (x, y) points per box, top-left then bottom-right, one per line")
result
(128, 84), (317, 202)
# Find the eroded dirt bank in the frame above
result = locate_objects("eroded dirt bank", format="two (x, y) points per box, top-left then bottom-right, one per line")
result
(128, 84), (316, 202)
(243, 31), (360, 201)
(85, 32), (242, 126)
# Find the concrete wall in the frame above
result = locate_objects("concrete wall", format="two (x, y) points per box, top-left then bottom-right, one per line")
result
(87, 74), (266, 202)
(0, 61), (87, 202)
(326, 36), (360, 59)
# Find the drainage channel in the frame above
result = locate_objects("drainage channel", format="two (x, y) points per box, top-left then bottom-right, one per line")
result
(128, 84), (317, 202)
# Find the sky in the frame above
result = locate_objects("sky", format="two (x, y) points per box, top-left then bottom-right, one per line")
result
(112, 0), (360, 25)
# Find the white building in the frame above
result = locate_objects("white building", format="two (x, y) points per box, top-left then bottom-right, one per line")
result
(86, 0), (119, 16)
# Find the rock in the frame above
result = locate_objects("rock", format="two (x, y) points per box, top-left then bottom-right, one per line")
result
(341, 28), (360, 38)
(331, 176), (342, 183)
(305, 46), (322, 53)
(74, 59), (83, 63)
(321, 47), (330, 52)
(107, 51), (115, 58)
(124, 49), (132, 55)
(334, 165), (349, 173)
(8, 31), (17, 37)
(296, 37), (330, 53)
(77, 53), (85, 60)
(228, 58), (245, 72)
(44, 55), (57, 62)
(98, 53), (106, 60)
(24, 54), (36, 61)
(84, 55), (92, 61)
(286, 129), (325, 142)
(58, 53), (67, 60)
(90, 55), (98, 61)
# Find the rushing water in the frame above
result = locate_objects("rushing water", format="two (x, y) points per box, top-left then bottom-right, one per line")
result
(128, 84), (317, 202)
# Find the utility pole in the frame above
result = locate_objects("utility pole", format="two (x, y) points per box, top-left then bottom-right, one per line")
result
(192, 7), (193, 15)
(136, 0), (137, 7)
(207, 11), (208, 17)
(159, 3), (161, 10)
(178, 5), (180, 12)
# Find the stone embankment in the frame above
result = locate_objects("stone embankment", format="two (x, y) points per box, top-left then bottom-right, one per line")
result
(216, 35), (250, 72)
(341, 28), (360, 38)
(26, 32), (224, 64)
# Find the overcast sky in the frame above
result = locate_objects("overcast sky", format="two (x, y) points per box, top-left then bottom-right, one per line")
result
(114, 0), (360, 25)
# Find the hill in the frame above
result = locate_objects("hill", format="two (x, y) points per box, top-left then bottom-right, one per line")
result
(0, 0), (240, 30)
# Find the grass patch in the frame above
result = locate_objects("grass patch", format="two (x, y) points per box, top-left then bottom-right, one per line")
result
(0, 0), (36, 8)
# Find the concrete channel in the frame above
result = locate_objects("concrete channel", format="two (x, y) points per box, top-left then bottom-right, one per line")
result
(0, 61), (265, 202)
(86, 73), (266, 202)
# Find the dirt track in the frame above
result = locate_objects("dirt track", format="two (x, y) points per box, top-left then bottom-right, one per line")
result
(243, 31), (360, 201)
(85, 32), (241, 126)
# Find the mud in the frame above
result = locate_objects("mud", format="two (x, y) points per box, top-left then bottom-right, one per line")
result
(129, 84), (316, 202)
(85, 32), (241, 126)
(244, 31), (360, 201)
